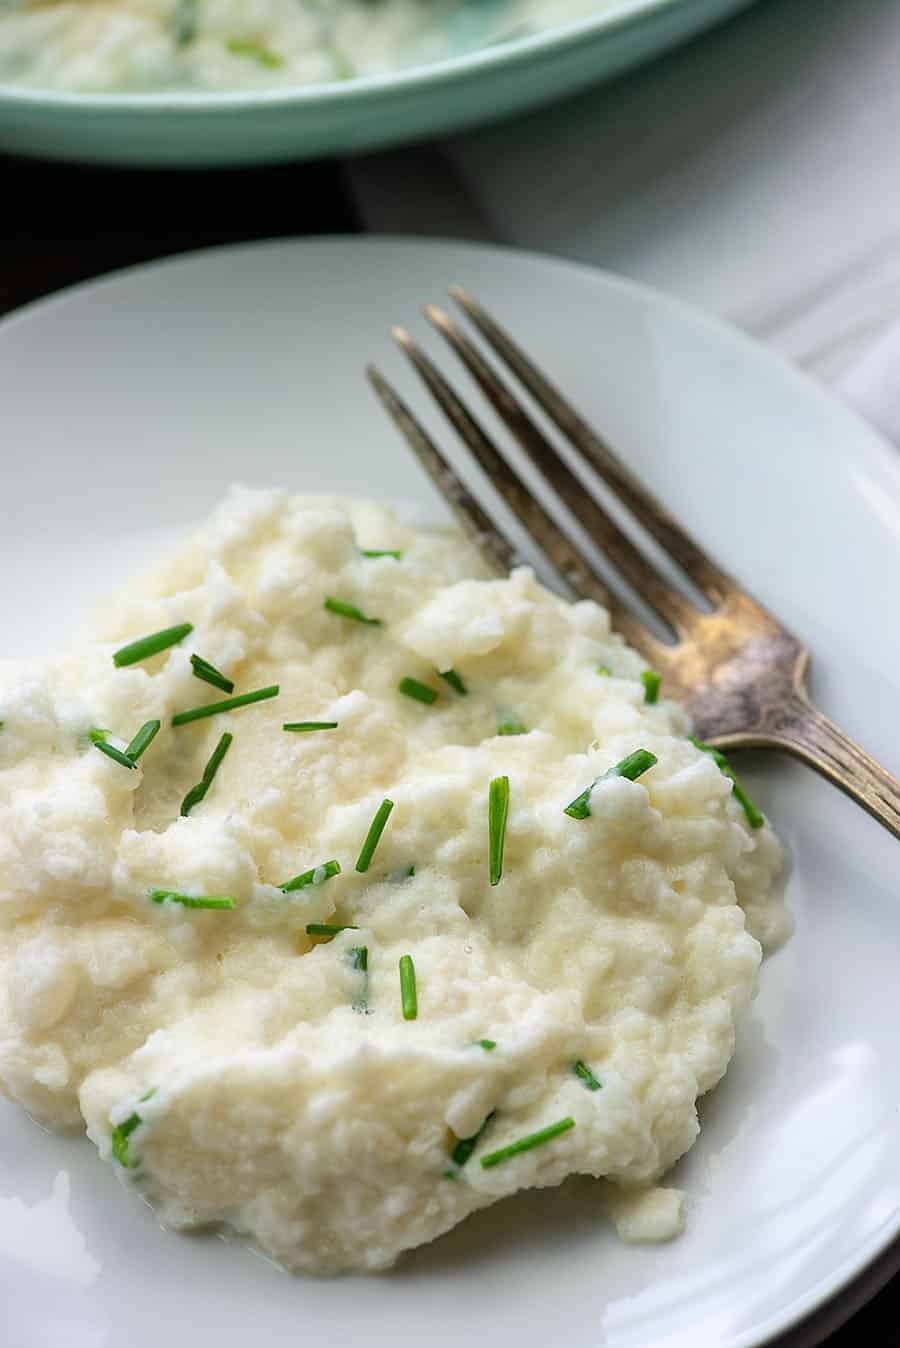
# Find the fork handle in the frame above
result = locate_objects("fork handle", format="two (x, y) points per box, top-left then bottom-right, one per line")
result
(775, 694), (900, 840)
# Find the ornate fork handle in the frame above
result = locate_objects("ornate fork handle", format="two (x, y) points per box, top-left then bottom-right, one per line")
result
(371, 289), (900, 845)
(773, 695), (900, 839)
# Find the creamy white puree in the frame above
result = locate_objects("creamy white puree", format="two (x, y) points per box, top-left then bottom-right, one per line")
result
(0, 488), (788, 1273)
(0, 0), (621, 93)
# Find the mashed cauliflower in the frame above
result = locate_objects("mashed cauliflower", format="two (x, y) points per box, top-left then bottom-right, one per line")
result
(0, 0), (619, 92)
(0, 488), (787, 1274)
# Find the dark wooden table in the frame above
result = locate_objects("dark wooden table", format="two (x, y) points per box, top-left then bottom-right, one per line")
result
(2, 148), (895, 1348)
(1, 154), (359, 315)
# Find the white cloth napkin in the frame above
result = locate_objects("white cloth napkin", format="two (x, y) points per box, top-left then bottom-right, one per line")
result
(347, 0), (900, 447)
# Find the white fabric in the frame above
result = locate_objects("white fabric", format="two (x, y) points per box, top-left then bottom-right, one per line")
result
(347, 0), (900, 444)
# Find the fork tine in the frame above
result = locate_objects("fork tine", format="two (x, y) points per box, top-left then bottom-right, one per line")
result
(425, 303), (698, 639)
(449, 286), (733, 604)
(367, 364), (517, 578)
(388, 328), (668, 665)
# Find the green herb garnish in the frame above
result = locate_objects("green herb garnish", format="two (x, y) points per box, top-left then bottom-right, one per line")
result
(283, 721), (338, 733)
(149, 890), (235, 910)
(172, 685), (278, 726)
(350, 945), (369, 1013)
(360, 548), (403, 560)
(573, 1060), (602, 1091)
(488, 775), (510, 886)
(111, 1111), (141, 1168)
(480, 1116), (575, 1169)
(90, 729), (137, 770)
(690, 736), (765, 828)
(113, 623), (193, 668)
(597, 665), (611, 676)
(497, 716), (527, 736)
(190, 654), (234, 695)
(398, 677), (438, 705)
(477, 1039), (497, 1051)
(306, 922), (358, 939)
(124, 719), (160, 763)
(324, 597), (381, 626)
(110, 1088), (156, 1168)
(564, 748), (657, 820)
(449, 1111), (495, 1170)
(641, 669), (662, 704)
(91, 720), (160, 769)
(180, 731), (232, 817)
(173, 0), (197, 45)
(355, 799), (393, 873)
(439, 669), (468, 696)
(399, 954), (417, 1020)
(280, 859), (341, 893)
(225, 37), (283, 67)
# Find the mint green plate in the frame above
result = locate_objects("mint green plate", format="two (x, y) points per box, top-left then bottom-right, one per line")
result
(0, 0), (756, 165)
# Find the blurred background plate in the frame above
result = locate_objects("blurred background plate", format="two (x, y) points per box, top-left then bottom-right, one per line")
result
(0, 0), (756, 166)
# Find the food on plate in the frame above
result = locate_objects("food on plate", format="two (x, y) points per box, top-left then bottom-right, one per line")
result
(0, 488), (789, 1274)
(0, 0), (617, 92)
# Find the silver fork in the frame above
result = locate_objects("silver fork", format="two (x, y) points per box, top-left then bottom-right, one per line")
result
(367, 287), (900, 840)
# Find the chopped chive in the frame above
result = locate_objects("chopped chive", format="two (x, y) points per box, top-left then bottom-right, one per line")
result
(439, 669), (468, 696)
(360, 548), (403, 560)
(199, 731), (231, 785)
(398, 676), (438, 705)
(172, 684), (278, 726)
(149, 890), (235, 910)
(349, 945), (369, 1013)
(480, 1116), (575, 1169)
(564, 748), (658, 820)
(641, 669), (662, 704)
(690, 737), (765, 828)
(124, 719), (160, 764)
(497, 716), (528, 736)
(573, 1060), (602, 1091)
(280, 859), (341, 893)
(173, 0), (197, 45)
(283, 721), (338, 733)
(355, 799), (394, 873)
(407, 864), (416, 878)
(450, 1111), (496, 1170)
(488, 775), (510, 887)
(399, 954), (417, 1020)
(111, 1111), (141, 1168)
(324, 597), (381, 626)
(477, 1039), (497, 1051)
(306, 922), (358, 939)
(113, 623), (193, 668)
(225, 37), (283, 67)
(111, 1087), (156, 1168)
(179, 783), (207, 817)
(180, 731), (233, 816)
(190, 654), (234, 695)
(597, 664), (611, 676)
(90, 730), (137, 770)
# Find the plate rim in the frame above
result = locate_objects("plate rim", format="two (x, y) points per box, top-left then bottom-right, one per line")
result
(1, 232), (898, 1348)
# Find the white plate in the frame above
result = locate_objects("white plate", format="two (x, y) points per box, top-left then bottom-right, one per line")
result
(1, 237), (899, 1348)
